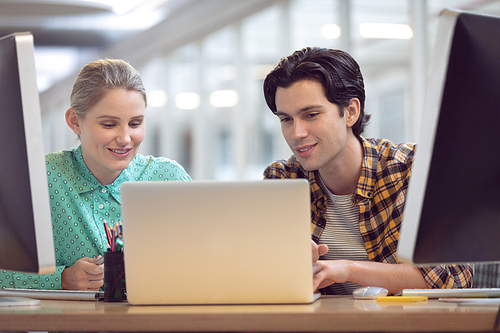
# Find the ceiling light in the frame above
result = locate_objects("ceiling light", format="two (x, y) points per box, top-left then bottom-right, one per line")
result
(322, 24), (341, 39)
(86, 0), (146, 15)
(148, 90), (168, 107)
(359, 23), (413, 39)
(175, 92), (200, 110)
(210, 90), (239, 108)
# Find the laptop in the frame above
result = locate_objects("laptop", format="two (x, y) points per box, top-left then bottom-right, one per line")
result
(120, 179), (317, 305)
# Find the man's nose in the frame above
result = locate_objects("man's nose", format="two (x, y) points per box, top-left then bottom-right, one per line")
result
(292, 119), (308, 139)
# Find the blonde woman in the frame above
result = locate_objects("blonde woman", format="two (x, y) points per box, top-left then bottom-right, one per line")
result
(0, 59), (191, 290)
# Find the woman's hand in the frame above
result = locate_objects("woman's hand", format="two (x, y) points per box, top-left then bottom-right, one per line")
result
(61, 257), (104, 291)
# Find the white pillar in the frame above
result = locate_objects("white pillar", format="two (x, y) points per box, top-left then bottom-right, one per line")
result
(159, 56), (181, 162)
(409, 0), (428, 142)
(274, 0), (293, 160)
(339, 0), (351, 53)
(191, 41), (213, 180)
(234, 23), (247, 179)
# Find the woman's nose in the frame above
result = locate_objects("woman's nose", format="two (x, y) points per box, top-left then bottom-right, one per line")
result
(116, 128), (131, 145)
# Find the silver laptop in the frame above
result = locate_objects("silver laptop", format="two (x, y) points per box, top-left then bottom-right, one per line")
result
(120, 179), (316, 305)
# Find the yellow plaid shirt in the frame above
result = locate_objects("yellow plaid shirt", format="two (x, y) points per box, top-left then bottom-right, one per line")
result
(263, 137), (473, 289)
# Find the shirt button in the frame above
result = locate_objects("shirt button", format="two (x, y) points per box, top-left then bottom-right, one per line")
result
(101, 188), (107, 193)
(99, 204), (104, 209)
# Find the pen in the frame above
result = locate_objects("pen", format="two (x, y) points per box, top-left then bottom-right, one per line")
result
(95, 255), (104, 265)
(115, 238), (123, 252)
(377, 296), (428, 303)
(102, 219), (124, 252)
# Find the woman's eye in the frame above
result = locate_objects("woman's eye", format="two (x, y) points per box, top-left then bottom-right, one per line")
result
(102, 123), (115, 128)
(130, 122), (142, 127)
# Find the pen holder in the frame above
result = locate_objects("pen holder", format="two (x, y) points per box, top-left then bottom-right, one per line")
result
(104, 251), (127, 302)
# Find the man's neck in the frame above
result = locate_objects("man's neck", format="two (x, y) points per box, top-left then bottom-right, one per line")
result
(318, 136), (363, 196)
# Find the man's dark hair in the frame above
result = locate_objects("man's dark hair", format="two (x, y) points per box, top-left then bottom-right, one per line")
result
(263, 47), (370, 138)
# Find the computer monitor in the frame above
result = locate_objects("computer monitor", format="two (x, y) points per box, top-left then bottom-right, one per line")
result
(397, 9), (500, 266)
(0, 32), (55, 274)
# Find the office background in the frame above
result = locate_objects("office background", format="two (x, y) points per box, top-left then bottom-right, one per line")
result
(1, 0), (497, 181)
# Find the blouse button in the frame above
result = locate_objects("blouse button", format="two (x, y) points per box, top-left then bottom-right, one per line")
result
(98, 204), (104, 209)
(101, 188), (107, 193)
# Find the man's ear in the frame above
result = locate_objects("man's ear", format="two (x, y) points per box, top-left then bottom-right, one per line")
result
(345, 98), (361, 128)
(65, 108), (82, 135)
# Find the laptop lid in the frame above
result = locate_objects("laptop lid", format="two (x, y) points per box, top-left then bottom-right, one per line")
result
(121, 179), (314, 305)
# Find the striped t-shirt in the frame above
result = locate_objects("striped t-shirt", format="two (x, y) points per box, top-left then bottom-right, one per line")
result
(317, 177), (368, 295)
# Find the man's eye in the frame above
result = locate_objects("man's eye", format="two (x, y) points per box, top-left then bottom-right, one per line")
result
(280, 117), (291, 123)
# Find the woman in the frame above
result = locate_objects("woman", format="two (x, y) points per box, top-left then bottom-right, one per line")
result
(0, 59), (191, 290)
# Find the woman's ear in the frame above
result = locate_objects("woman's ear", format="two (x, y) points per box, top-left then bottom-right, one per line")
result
(65, 108), (81, 135)
(345, 98), (361, 128)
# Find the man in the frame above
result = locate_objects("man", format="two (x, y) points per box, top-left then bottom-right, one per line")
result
(263, 47), (472, 295)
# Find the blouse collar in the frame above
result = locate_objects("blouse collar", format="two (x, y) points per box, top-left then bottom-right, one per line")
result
(71, 145), (138, 204)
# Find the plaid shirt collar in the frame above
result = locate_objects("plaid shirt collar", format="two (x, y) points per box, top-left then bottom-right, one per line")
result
(309, 136), (376, 207)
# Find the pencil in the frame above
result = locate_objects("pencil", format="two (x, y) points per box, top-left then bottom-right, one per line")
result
(111, 228), (116, 252)
(103, 218), (112, 250)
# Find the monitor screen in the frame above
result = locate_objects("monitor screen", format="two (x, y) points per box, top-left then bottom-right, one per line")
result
(0, 32), (55, 274)
(397, 9), (500, 266)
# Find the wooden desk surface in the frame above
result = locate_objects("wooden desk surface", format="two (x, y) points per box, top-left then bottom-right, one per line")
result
(0, 296), (498, 332)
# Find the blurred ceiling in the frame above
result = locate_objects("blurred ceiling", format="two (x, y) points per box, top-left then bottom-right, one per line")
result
(2, 0), (498, 48)
(0, 0), (184, 47)
(0, 0), (275, 92)
(1, 0), (498, 94)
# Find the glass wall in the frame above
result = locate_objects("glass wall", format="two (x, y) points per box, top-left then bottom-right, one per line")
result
(41, 0), (500, 180)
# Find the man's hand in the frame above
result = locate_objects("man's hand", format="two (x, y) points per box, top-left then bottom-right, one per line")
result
(312, 258), (429, 294)
(61, 257), (104, 291)
(312, 239), (328, 263)
(313, 260), (351, 290)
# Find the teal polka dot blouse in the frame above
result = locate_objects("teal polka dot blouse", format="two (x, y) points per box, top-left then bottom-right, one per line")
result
(0, 145), (191, 290)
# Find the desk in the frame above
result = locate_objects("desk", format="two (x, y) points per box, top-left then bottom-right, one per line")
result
(0, 296), (498, 332)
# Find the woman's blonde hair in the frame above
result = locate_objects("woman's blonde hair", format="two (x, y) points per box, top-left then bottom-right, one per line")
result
(70, 59), (147, 117)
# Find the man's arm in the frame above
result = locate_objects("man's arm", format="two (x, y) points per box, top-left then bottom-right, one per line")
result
(313, 259), (428, 294)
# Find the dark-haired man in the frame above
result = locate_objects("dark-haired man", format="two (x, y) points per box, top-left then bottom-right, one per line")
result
(263, 47), (472, 295)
